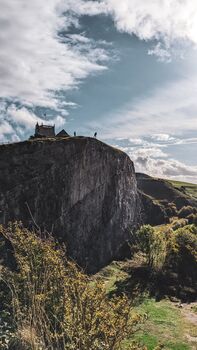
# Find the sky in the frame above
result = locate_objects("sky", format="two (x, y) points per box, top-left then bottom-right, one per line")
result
(0, 0), (197, 183)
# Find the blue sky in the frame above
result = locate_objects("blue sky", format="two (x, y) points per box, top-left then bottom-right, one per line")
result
(0, 0), (197, 182)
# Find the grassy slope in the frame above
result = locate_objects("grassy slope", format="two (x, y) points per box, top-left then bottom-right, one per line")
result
(168, 180), (197, 200)
(137, 174), (197, 203)
(96, 261), (197, 350)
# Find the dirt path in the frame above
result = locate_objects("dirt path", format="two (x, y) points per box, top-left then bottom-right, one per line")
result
(179, 302), (197, 349)
(181, 302), (197, 325)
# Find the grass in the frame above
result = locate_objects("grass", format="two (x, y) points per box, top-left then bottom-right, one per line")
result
(96, 260), (197, 350)
(191, 305), (197, 314)
(168, 180), (197, 200)
(133, 299), (192, 349)
(95, 261), (129, 294)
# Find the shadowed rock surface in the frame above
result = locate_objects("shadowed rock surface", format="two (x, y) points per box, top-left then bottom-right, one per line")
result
(0, 137), (140, 272)
(138, 191), (169, 226)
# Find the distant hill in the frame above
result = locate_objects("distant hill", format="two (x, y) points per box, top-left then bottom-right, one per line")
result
(136, 173), (197, 225)
(168, 179), (197, 200)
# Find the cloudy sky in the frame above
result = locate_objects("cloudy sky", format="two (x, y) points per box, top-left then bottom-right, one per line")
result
(0, 0), (197, 183)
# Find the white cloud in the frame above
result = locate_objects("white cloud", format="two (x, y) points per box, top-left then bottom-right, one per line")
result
(64, 0), (107, 16)
(135, 156), (197, 183)
(0, 0), (108, 109)
(151, 134), (175, 142)
(0, 0), (112, 141)
(128, 138), (144, 146)
(132, 147), (168, 159)
(148, 43), (172, 62)
(127, 148), (197, 183)
(6, 106), (43, 128)
(174, 137), (197, 145)
(103, 0), (197, 59)
(0, 120), (19, 143)
(58, 1), (197, 60)
(114, 139), (197, 183)
(0, 120), (14, 135)
(68, 1), (197, 47)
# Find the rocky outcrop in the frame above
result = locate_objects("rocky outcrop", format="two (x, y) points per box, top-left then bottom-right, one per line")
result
(0, 137), (140, 272)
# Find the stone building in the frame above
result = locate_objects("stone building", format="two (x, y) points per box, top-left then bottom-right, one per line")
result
(35, 123), (55, 138)
(33, 123), (70, 138)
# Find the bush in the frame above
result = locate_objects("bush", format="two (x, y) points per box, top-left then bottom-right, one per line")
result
(171, 218), (188, 231)
(167, 226), (197, 277)
(163, 225), (197, 292)
(165, 202), (177, 217)
(0, 223), (143, 350)
(135, 225), (167, 271)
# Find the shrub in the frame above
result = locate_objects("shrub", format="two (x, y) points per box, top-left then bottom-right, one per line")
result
(171, 218), (188, 231)
(135, 225), (167, 271)
(171, 227), (196, 270)
(164, 225), (197, 288)
(165, 202), (177, 217)
(0, 310), (15, 350)
(0, 223), (143, 350)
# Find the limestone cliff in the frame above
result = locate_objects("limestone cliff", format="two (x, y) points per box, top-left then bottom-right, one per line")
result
(0, 137), (140, 272)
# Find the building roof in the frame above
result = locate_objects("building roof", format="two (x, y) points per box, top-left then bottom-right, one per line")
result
(56, 129), (70, 138)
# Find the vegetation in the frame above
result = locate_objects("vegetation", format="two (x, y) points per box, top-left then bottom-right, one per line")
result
(168, 180), (197, 200)
(134, 225), (167, 271)
(0, 223), (144, 350)
(166, 225), (197, 286)
(97, 265), (197, 350)
(178, 206), (196, 219)
(97, 222), (197, 349)
(135, 224), (197, 300)
(171, 218), (189, 231)
(137, 175), (197, 227)
(0, 222), (197, 349)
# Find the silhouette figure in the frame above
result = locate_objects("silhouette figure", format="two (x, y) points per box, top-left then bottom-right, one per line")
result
(94, 132), (97, 138)
(74, 131), (76, 137)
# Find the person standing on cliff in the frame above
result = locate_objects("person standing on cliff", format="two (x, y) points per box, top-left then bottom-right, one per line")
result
(74, 131), (76, 137)
(94, 132), (97, 138)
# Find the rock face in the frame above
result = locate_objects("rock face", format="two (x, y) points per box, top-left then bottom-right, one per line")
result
(0, 137), (140, 272)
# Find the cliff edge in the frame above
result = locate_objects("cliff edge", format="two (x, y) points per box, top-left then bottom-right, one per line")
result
(0, 137), (140, 272)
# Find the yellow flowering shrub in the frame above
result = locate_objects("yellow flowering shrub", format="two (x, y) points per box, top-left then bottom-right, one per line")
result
(0, 223), (144, 350)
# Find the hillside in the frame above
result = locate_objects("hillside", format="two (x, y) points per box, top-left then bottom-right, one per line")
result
(136, 173), (197, 225)
(169, 180), (197, 200)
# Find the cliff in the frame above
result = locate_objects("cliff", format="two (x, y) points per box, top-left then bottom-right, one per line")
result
(0, 137), (140, 272)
